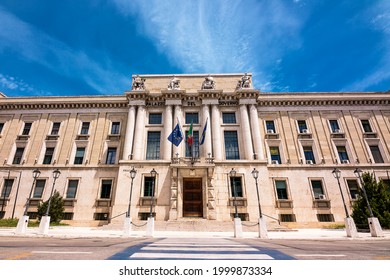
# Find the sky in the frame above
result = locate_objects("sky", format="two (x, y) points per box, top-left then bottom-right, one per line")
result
(0, 0), (389, 97)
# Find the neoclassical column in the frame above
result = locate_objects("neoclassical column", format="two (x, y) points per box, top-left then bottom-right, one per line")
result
(202, 104), (212, 157)
(211, 104), (222, 160)
(239, 104), (254, 159)
(163, 105), (173, 160)
(249, 104), (264, 159)
(173, 104), (184, 157)
(122, 105), (136, 160)
(132, 105), (146, 160)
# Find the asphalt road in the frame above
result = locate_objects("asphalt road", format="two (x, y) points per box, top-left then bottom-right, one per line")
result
(1, 236), (390, 260)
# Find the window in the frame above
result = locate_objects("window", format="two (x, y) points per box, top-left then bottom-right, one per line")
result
(303, 146), (316, 164)
(148, 113), (162, 125)
(94, 213), (109, 220)
(275, 180), (288, 199)
(22, 122), (32, 135)
(111, 122), (120, 134)
(66, 180), (79, 199)
(1, 179), (14, 198)
(311, 180), (325, 199)
(43, 147), (55, 164)
(222, 113), (236, 124)
(224, 131), (240, 159)
(280, 214), (296, 222)
(266, 120), (276, 133)
(106, 147), (117, 164)
(74, 147), (85, 164)
(230, 177), (243, 197)
(361, 119), (372, 133)
(80, 122), (90, 135)
(185, 113), (199, 124)
(269, 146), (281, 163)
(100, 180), (112, 199)
(297, 120), (307, 133)
(51, 122), (61, 135)
(346, 179), (359, 200)
(146, 131), (161, 159)
(329, 120), (340, 133)
(185, 131), (199, 158)
(143, 177), (155, 197)
(0, 123), (4, 134)
(33, 179), (46, 198)
(317, 214), (334, 222)
(12, 147), (25, 164)
(337, 146), (349, 162)
(369, 145), (384, 163)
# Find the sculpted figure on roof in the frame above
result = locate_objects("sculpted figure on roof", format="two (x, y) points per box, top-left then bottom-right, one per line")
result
(131, 75), (146, 90)
(201, 75), (215, 90)
(168, 75), (180, 90)
(236, 73), (252, 89)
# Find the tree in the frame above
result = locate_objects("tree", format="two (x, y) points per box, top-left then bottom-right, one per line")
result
(37, 191), (65, 223)
(351, 172), (390, 229)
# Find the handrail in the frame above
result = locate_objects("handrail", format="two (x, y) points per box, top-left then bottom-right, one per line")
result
(262, 213), (281, 225)
(109, 212), (127, 222)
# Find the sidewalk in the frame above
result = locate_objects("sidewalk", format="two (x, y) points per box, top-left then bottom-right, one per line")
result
(1, 226), (390, 239)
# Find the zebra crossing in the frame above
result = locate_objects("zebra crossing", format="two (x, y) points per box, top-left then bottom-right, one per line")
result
(108, 238), (294, 260)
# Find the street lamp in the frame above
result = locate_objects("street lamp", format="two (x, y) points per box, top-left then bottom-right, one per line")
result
(229, 168), (238, 218)
(332, 168), (358, 238)
(126, 167), (137, 218)
(149, 168), (157, 218)
(24, 169), (41, 216)
(123, 167), (137, 237)
(45, 169), (61, 216)
(251, 168), (262, 218)
(353, 168), (374, 217)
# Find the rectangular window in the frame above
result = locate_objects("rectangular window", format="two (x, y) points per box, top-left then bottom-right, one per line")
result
(303, 146), (316, 163)
(185, 113), (199, 124)
(317, 214), (334, 222)
(230, 177), (243, 197)
(80, 122), (90, 135)
(22, 122), (32, 135)
(266, 120), (276, 133)
(346, 179), (359, 200)
(329, 120), (340, 133)
(111, 122), (120, 134)
(224, 131), (240, 159)
(13, 147), (25, 164)
(297, 120), (307, 133)
(185, 131), (199, 158)
(275, 180), (288, 199)
(143, 177), (155, 197)
(280, 214), (296, 222)
(0, 123), (4, 134)
(66, 180), (79, 199)
(74, 147), (85, 164)
(51, 122), (61, 135)
(337, 146), (349, 162)
(33, 179), (46, 198)
(311, 180), (325, 198)
(100, 180), (112, 199)
(361, 119), (372, 132)
(270, 146), (281, 163)
(1, 179), (14, 198)
(369, 145), (384, 163)
(43, 147), (55, 164)
(146, 131), (161, 159)
(106, 147), (117, 164)
(222, 112), (236, 124)
(148, 113), (162, 125)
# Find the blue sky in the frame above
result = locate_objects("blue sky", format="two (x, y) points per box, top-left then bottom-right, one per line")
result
(0, 0), (389, 97)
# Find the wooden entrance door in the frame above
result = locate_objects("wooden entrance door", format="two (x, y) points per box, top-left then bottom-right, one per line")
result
(183, 179), (203, 217)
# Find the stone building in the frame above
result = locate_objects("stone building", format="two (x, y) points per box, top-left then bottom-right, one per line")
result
(0, 73), (389, 228)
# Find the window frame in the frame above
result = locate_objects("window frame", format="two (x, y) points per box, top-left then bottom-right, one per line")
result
(105, 147), (117, 164)
(22, 122), (32, 136)
(229, 176), (244, 198)
(146, 131), (161, 160)
(80, 122), (90, 135)
(1, 178), (14, 198)
(224, 131), (240, 160)
(43, 147), (55, 165)
(222, 112), (237, 124)
(110, 122), (120, 135)
(13, 147), (25, 164)
(100, 179), (113, 199)
(310, 179), (326, 199)
(33, 179), (46, 198)
(51, 122), (61, 135)
(360, 119), (373, 133)
(74, 147), (86, 164)
(185, 112), (199, 124)
(274, 179), (289, 200)
(297, 120), (308, 133)
(66, 179), (79, 199)
(148, 113), (163, 125)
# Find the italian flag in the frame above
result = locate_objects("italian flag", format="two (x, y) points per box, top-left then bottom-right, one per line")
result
(187, 122), (193, 147)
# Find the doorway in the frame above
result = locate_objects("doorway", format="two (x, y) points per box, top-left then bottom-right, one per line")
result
(183, 178), (203, 217)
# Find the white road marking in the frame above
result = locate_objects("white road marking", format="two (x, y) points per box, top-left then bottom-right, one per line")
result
(141, 246), (259, 251)
(130, 252), (274, 260)
(32, 251), (92, 254)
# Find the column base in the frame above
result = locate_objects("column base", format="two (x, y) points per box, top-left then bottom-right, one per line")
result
(15, 215), (29, 235)
(38, 216), (51, 235)
(258, 217), (268, 239)
(234, 217), (243, 238)
(368, 217), (384, 237)
(122, 217), (132, 237)
(345, 217), (359, 238)
(146, 217), (155, 237)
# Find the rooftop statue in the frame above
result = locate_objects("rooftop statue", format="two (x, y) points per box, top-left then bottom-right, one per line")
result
(167, 75), (180, 90)
(131, 75), (146, 90)
(236, 73), (252, 89)
(201, 75), (215, 90)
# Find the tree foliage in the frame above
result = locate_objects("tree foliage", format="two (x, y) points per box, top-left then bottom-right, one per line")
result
(37, 191), (65, 223)
(351, 172), (390, 229)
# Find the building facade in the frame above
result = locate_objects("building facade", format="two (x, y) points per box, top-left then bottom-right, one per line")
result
(1, 73), (390, 227)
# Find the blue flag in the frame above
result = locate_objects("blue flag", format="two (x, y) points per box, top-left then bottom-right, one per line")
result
(168, 123), (184, 147)
(200, 118), (208, 145)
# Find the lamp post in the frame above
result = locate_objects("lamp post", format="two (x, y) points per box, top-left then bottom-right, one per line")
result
(123, 167), (136, 237)
(251, 168), (268, 238)
(39, 169), (61, 235)
(146, 168), (157, 237)
(229, 168), (242, 238)
(332, 168), (358, 238)
(15, 169), (41, 234)
(353, 168), (384, 237)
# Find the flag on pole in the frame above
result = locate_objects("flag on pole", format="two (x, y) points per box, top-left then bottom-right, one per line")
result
(200, 118), (208, 145)
(186, 121), (193, 147)
(167, 122), (184, 147)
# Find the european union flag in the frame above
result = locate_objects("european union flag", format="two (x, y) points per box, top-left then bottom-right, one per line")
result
(168, 123), (184, 147)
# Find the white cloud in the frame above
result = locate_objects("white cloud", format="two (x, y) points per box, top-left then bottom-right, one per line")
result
(113, 0), (305, 89)
(0, 7), (130, 94)
(0, 73), (52, 95)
